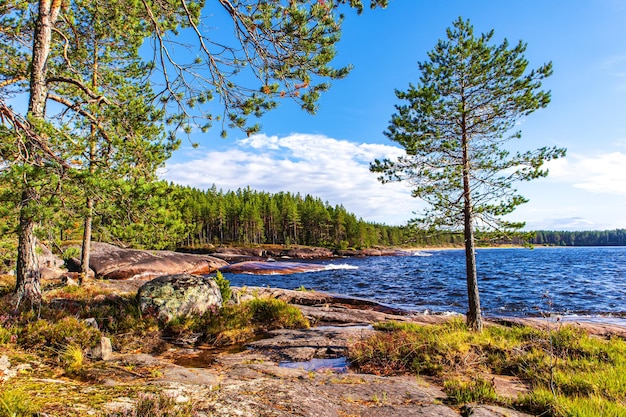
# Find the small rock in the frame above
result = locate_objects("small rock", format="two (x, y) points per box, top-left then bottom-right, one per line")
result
(103, 397), (134, 414)
(88, 336), (113, 360)
(16, 363), (32, 373)
(62, 275), (79, 287)
(84, 317), (99, 329)
(0, 355), (16, 382)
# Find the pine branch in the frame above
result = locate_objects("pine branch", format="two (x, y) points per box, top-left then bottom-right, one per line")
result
(0, 99), (70, 169)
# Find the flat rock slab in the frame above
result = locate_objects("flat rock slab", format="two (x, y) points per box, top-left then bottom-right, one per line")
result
(248, 325), (376, 362)
(97, 324), (535, 417)
(207, 358), (459, 417)
(89, 242), (228, 280)
(234, 286), (417, 315)
(221, 260), (327, 275)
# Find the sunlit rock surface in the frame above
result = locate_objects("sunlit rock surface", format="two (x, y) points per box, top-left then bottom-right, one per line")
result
(220, 260), (327, 275)
(89, 242), (227, 280)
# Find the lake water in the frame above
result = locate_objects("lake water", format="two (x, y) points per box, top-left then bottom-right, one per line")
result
(223, 247), (626, 324)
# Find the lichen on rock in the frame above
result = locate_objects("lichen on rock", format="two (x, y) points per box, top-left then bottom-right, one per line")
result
(137, 274), (222, 322)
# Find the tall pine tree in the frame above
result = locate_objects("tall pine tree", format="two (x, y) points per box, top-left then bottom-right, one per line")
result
(371, 18), (566, 331)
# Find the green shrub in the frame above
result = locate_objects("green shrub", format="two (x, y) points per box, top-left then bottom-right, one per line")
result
(247, 297), (309, 329)
(214, 271), (232, 303)
(175, 297), (310, 346)
(19, 316), (101, 353)
(61, 246), (80, 261)
(444, 377), (498, 404)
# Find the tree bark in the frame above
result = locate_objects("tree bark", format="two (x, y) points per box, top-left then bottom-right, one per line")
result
(16, 188), (42, 308)
(15, 0), (62, 306)
(463, 198), (482, 331)
(461, 112), (483, 332)
(80, 197), (94, 283)
(80, 36), (100, 285)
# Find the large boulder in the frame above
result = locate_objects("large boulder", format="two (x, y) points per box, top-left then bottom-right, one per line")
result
(137, 274), (222, 321)
(89, 243), (228, 280)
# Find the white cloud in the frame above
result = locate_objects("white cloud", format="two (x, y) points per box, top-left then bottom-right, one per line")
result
(545, 151), (626, 196)
(522, 217), (598, 231)
(162, 137), (626, 230)
(161, 133), (420, 225)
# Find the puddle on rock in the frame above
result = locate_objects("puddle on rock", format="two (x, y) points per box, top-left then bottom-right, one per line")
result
(279, 357), (349, 373)
(162, 343), (248, 368)
(168, 348), (218, 368)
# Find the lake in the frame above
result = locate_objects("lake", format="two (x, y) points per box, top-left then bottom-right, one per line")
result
(223, 246), (626, 324)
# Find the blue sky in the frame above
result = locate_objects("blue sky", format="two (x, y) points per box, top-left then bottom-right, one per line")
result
(162, 0), (626, 230)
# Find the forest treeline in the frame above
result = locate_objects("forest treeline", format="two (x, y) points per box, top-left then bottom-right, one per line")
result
(70, 181), (626, 249)
(529, 229), (626, 246)
(2, 178), (624, 271)
(140, 183), (408, 249)
(0, 181), (407, 253)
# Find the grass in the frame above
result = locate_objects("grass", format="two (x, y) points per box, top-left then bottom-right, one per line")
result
(348, 318), (626, 416)
(0, 277), (309, 416)
(443, 376), (498, 404)
(61, 343), (85, 374)
(0, 388), (39, 417)
(0, 274), (14, 296)
(164, 296), (310, 346)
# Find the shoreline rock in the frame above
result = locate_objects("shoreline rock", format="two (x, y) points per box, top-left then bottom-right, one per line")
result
(179, 244), (413, 261)
(89, 242), (228, 280)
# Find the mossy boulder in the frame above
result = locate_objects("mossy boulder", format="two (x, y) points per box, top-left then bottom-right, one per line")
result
(137, 274), (222, 321)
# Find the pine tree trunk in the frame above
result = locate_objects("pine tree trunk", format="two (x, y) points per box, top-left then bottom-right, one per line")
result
(80, 197), (93, 283)
(16, 188), (42, 308)
(462, 112), (483, 332)
(80, 22), (99, 286)
(463, 203), (482, 331)
(15, 0), (62, 306)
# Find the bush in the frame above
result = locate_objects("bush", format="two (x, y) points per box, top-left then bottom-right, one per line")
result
(61, 246), (80, 261)
(170, 297), (310, 347)
(19, 316), (101, 353)
(247, 297), (310, 329)
(214, 271), (232, 303)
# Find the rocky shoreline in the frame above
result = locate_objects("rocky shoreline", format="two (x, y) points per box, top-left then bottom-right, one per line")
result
(40, 278), (617, 416)
(56, 242), (414, 282)
(17, 241), (623, 416)
(43, 279), (535, 416)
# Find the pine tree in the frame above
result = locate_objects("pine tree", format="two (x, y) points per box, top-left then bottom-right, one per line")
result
(1, 0), (387, 307)
(371, 18), (566, 331)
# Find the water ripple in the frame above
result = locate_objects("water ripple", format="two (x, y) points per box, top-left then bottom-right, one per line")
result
(224, 247), (626, 322)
